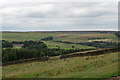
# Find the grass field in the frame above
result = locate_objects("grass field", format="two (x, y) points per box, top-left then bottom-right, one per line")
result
(2, 32), (117, 42)
(43, 41), (96, 49)
(2, 52), (119, 78)
(2, 32), (118, 49)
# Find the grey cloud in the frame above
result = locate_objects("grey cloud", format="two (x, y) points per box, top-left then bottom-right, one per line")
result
(27, 12), (47, 18)
(1, 1), (118, 31)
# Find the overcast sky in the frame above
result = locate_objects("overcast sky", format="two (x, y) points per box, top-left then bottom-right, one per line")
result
(0, 0), (118, 31)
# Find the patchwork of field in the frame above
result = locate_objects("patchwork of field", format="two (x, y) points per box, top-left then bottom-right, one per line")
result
(2, 52), (119, 78)
(2, 32), (117, 42)
(2, 31), (118, 49)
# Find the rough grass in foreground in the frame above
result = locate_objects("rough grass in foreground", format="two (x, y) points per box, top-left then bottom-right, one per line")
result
(2, 52), (119, 78)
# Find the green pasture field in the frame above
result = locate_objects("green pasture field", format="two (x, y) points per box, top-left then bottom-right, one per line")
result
(2, 32), (58, 41)
(2, 32), (118, 49)
(2, 52), (119, 78)
(43, 41), (96, 49)
(53, 32), (117, 43)
(2, 32), (117, 42)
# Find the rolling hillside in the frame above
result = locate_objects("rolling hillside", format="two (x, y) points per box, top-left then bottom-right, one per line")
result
(2, 51), (119, 78)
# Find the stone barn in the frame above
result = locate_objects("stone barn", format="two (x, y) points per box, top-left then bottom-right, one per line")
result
(13, 44), (23, 48)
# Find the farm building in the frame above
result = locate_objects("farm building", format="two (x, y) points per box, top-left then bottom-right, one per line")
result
(13, 44), (23, 48)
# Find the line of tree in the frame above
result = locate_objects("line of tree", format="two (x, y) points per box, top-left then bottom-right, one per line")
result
(41, 37), (53, 41)
(3, 39), (118, 63)
(53, 40), (118, 49)
(2, 40), (95, 63)
(2, 48), (94, 63)
(88, 38), (106, 40)
(2, 40), (47, 49)
(77, 41), (118, 49)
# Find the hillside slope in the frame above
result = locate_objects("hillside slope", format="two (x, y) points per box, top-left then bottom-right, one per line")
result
(2, 52), (119, 78)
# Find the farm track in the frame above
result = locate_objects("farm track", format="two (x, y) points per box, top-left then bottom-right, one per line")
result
(2, 47), (120, 66)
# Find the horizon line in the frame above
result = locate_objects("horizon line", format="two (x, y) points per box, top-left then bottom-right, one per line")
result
(1, 30), (118, 32)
